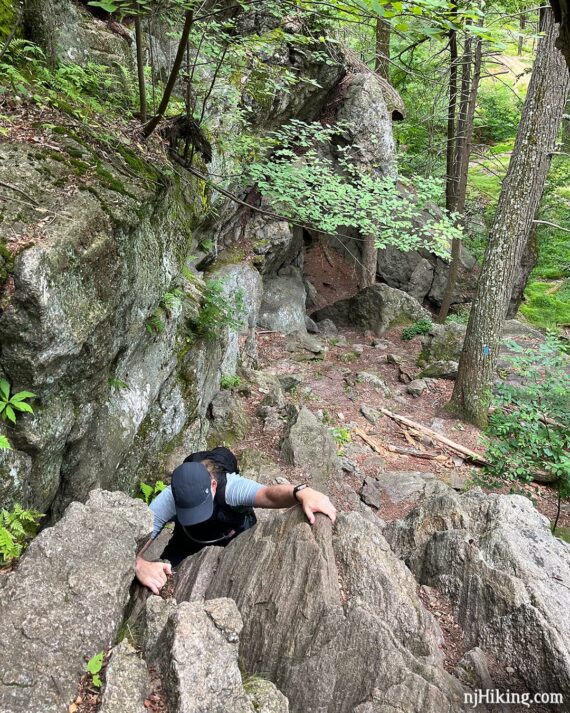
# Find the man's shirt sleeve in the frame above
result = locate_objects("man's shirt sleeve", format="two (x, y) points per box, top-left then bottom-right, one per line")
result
(225, 473), (263, 507)
(149, 485), (176, 539)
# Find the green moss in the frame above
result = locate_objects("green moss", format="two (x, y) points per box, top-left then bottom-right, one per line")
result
(0, 0), (17, 42)
(0, 240), (14, 286)
(555, 526), (570, 543)
(520, 280), (570, 330)
(116, 144), (158, 182)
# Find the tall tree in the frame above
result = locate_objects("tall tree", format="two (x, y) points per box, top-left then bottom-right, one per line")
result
(438, 22), (483, 321)
(449, 7), (570, 427)
(375, 17), (391, 80)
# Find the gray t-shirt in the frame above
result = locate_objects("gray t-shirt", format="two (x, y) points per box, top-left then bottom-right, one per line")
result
(149, 473), (263, 539)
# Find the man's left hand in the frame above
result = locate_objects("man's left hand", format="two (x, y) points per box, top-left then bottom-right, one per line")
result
(296, 487), (337, 525)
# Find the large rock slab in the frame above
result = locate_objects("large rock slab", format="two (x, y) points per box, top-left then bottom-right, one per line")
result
(385, 487), (570, 699)
(280, 407), (340, 492)
(257, 266), (307, 334)
(0, 490), (152, 713)
(313, 284), (430, 336)
(418, 322), (466, 366)
(174, 509), (471, 713)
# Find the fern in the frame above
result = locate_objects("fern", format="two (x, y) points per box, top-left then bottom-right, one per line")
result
(0, 505), (43, 565)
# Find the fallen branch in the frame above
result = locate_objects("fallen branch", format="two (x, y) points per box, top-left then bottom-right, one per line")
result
(353, 426), (439, 461)
(378, 408), (489, 465)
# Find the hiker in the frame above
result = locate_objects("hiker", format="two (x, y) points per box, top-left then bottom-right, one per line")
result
(135, 447), (336, 594)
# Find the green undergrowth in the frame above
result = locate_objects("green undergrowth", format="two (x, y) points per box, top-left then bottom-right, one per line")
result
(519, 281), (570, 330)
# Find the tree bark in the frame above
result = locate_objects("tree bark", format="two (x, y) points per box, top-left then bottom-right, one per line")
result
(134, 16), (147, 122)
(518, 13), (526, 55)
(375, 17), (390, 80)
(359, 234), (378, 288)
(438, 28), (483, 321)
(449, 8), (570, 427)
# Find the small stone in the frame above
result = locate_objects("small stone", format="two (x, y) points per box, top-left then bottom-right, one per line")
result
(356, 372), (391, 396)
(338, 412), (345, 421)
(360, 477), (383, 509)
(419, 360), (459, 380)
(372, 338), (390, 349)
(360, 405), (380, 424)
(305, 316), (320, 334)
(406, 379), (428, 397)
(69, 705), (78, 713)
(387, 354), (404, 365)
(278, 375), (302, 392)
(317, 318), (338, 335)
(351, 344), (365, 355)
(505, 666), (515, 674)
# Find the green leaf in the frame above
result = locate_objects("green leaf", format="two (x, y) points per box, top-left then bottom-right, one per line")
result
(0, 380), (9, 400)
(87, 651), (104, 676)
(10, 391), (36, 402)
(0, 435), (11, 450)
(11, 402), (34, 414)
(4, 406), (16, 424)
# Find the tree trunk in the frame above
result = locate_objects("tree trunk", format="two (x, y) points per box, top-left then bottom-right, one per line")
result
(508, 228), (538, 316)
(438, 28), (483, 322)
(445, 25), (459, 212)
(518, 13), (526, 55)
(375, 17), (390, 80)
(134, 16), (147, 122)
(143, 9), (195, 138)
(449, 8), (570, 427)
(359, 234), (377, 288)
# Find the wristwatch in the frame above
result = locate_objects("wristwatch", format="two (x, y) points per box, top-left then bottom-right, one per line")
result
(293, 484), (308, 501)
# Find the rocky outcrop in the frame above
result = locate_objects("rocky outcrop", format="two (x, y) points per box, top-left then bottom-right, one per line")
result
(313, 284), (430, 335)
(419, 322), (466, 365)
(385, 486), (570, 699)
(174, 509), (470, 713)
(0, 135), (263, 515)
(0, 490), (152, 713)
(257, 266), (308, 333)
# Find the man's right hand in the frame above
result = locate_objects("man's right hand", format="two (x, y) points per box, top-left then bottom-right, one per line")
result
(135, 558), (172, 595)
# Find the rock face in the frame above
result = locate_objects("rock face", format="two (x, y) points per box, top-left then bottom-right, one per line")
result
(280, 407), (340, 492)
(0, 490), (152, 713)
(174, 509), (470, 713)
(313, 284), (430, 335)
(0, 137), (262, 516)
(374, 241), (478, 307)
(385, 486), (570, 699)
(257, 266), (308, 333)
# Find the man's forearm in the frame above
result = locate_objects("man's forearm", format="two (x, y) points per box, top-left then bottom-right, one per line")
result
(254, 483), (299, 508)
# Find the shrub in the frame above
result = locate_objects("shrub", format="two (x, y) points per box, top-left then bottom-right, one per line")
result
(331, 426), (351, 448)
(0, 504), (43, 565)
(474, 82), (523, 144)
(484, 336), (570, 529)
(401, 319), (433, 341)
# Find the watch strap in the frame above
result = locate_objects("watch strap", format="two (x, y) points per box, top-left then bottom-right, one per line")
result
(293, 484), (308, 501)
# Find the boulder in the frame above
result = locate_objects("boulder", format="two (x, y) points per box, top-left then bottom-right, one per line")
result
(158, 598), (256, 713)
(360, 404), (381, 424)
(419, 322), (466, 365)
(280, 407), (340, 492)
(373, 470), (437, 505)
(173, 509), (470, 713)
(406, 378), (428, 397)
(0, 490), (152, 713)
(317, 318), (338, 335)
(208, 390), (250, 446)
(428, 248), (479, 306)
(258, 266), (307, 334)
(99, 640), (150, 713)
(313, 284), (430, 336)
(419, 360), (459, 380)
(385, 487), (570, 699)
